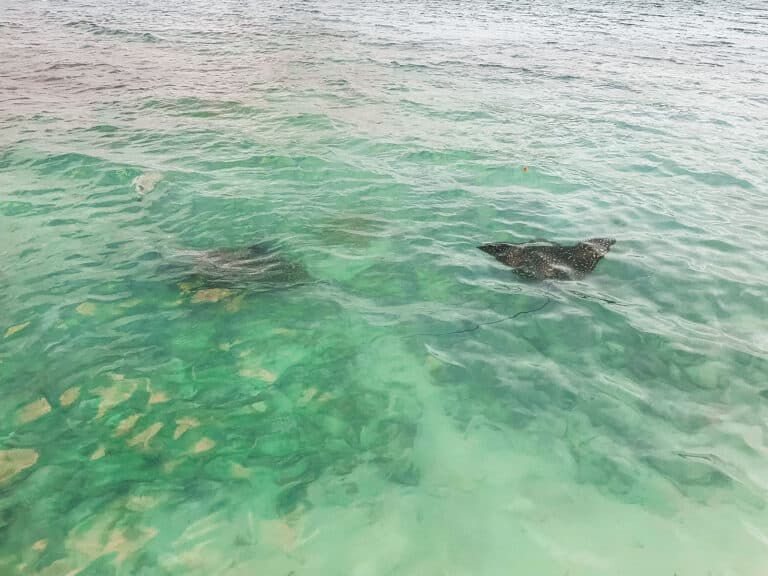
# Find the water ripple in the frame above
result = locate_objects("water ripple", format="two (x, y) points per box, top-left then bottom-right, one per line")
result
(1, 0), (767, 574)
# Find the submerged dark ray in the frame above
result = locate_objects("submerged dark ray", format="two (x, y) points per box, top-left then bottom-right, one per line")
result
(478, 238), (615, 281)
(163, 243), (312, 290)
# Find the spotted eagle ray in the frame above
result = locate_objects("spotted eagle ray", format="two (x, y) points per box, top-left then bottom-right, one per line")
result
(478, 238), (615, 280)
(163, 242), (312, 291)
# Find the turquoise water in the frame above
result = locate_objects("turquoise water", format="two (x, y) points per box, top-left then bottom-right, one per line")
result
(1, 0), (768, 573)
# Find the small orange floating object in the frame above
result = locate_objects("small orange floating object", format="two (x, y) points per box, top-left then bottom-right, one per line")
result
(523, 166), (528, 172)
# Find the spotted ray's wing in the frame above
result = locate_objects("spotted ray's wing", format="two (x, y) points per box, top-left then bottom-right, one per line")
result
(567, 238), (615, 274)
(583, 237), (615, 254)
(531, 246), (576, 280)
(480, 239), (613, 280)
(507, 248), (554, 280)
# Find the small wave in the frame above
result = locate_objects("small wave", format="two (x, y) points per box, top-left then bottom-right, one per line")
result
(402, 149), (486, 163)
(65, 20), (161, 43)
(399, 99), (494, 122)
(388, 60), (431, 70)
(642, 153), (756, 190)
(139, 97), (266, 119)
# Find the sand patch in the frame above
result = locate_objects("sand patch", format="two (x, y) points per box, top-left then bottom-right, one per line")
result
(148, 391), (169, 405)
(250, 401), (267, 413)
(191, 288), (231, 303)
(127, 494), (164, 512)
(231, 463), (251, 479)
(114, 414), (142, 437)
(238, 352), (277, 383)
(60, 386), (80, 407)
(192, 437), (215, 454)
(0, 449), (39, 485)
(259, 519), (299, 552)
(299, 387), (318, 405)
(240, 366), (277, 383)
(225, 294), (245, 313)
(174, 417), (200, 440)
(90, 446), (106, 461)
(19, 398), (52, 424)
(4, 321), (30, 338)
(128, 422), (163, 449)
(92, 374), (140, 418)
(76, 302), (96, 316)
(67, 509), (158, 568)
(273, 328), (298, 337)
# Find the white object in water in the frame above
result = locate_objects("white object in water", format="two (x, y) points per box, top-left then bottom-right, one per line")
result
(132, 171), (163, 197)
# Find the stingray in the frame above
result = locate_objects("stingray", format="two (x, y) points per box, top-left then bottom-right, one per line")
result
(163, 242), (313, 291)
(478, 238), (615, 281)
(318, 213), (387, 248)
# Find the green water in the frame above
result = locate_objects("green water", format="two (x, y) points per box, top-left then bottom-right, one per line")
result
(1, 0), (768, 574)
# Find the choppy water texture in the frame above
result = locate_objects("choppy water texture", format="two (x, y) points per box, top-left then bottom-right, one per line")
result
(1, 0), (768, 574)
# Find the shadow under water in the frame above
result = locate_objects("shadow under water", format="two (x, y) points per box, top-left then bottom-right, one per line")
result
(160, 242), (314, 292)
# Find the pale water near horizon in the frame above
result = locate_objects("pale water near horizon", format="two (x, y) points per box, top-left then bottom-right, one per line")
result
(1, 1), (767, 574)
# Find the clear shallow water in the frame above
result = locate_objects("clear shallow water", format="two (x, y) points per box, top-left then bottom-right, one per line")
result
(1, 0), (768, 573)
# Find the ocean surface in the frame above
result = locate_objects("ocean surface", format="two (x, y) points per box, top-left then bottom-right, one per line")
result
(1, 0), (767, 574)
